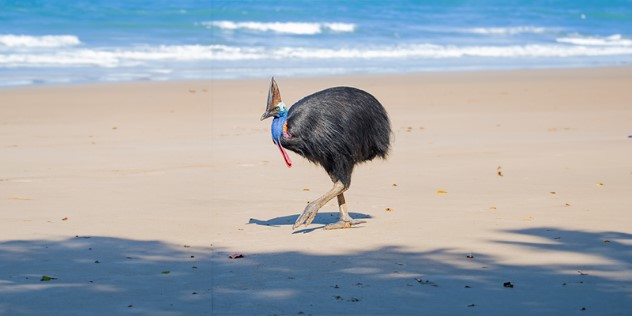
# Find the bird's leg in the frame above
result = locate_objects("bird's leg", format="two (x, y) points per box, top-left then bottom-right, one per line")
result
(323, 192), (366, 230)
(293, 180), (345, 229)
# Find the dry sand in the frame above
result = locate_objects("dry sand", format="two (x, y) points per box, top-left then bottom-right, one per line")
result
(1, 67), (631, 315)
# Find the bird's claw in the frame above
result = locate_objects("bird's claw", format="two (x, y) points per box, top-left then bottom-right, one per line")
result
(293, 205), (319, 229)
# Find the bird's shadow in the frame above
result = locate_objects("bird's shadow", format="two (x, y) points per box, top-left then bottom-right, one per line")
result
(248, 212), (372, 234)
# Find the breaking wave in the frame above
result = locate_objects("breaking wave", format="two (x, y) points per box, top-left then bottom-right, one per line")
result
(0, 34), (81, 48)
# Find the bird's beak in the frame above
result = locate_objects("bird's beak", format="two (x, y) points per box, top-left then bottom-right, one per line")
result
(260, 111), (272, 121)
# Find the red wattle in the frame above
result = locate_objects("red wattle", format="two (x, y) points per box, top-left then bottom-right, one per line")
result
(277, 142), (292, 168)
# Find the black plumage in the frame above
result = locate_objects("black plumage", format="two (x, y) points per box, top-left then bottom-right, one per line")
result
(282, 86), (391, 187)
(261, 78), (391, 230)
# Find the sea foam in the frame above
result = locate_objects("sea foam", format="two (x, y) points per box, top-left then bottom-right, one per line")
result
(464, 26), (551, 35)
(204, 43), (632, 60)
(204, 21), (356, 35)
(556, 34), (632, 46)
(1, 45), (224, 68)
(4, 42), (632, 69)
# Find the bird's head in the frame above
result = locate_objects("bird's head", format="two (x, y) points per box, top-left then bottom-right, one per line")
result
(260, 77), (293, 168)
(260, 77), (287, 121)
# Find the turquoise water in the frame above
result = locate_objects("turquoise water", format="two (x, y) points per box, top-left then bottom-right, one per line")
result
(1, 0), (631, 86)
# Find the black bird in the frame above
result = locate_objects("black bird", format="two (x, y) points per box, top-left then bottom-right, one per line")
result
(260, 78), (391, 230)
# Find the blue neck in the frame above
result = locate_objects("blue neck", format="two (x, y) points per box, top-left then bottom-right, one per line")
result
(271, 111), (287, 144)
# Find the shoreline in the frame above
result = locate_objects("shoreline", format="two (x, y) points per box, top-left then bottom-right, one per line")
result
(1, 64), (631, 91)
(1, 66), (631, 315)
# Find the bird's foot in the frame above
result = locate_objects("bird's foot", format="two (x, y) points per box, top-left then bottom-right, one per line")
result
(293, 205), (319, 230)
(324, 219), (366, 230)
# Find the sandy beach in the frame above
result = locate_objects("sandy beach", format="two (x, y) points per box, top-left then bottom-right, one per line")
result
(1, 67), (632, 315)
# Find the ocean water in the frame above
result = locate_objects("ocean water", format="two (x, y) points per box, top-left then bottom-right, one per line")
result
(1, 0), (632, 86)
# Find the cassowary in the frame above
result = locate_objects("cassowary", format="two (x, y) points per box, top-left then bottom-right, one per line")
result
(260, 78), (391, 230)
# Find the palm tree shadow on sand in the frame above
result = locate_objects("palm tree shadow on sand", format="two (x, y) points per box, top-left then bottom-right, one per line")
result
(1, 227), (630, 315)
